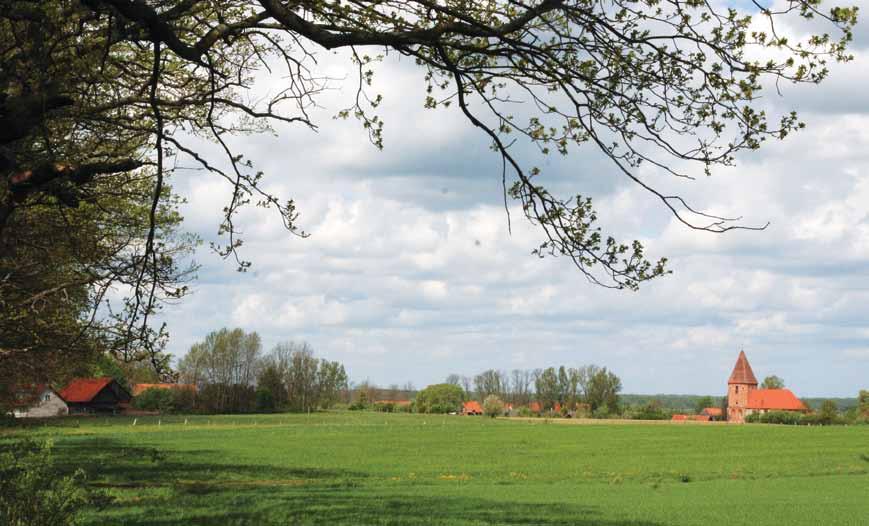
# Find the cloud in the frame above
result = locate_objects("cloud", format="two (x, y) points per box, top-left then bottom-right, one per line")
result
(155, 10), (869, 398)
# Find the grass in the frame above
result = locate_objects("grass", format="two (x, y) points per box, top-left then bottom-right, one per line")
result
(3, 412), (868, 525)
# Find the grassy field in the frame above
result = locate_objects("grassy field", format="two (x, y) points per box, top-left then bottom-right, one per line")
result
(3, 412), (868, 525)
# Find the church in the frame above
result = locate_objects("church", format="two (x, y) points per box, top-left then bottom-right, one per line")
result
(727, 351), (809, 423)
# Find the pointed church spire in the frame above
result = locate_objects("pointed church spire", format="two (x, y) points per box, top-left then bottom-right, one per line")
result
(728, 350), (758, 385)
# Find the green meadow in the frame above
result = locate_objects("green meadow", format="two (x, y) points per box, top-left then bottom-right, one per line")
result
(3, 412), (868, 525)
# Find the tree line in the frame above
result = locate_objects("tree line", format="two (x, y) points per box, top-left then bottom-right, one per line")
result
(444, 365), (623, 415)
(176, 329), (348, 414)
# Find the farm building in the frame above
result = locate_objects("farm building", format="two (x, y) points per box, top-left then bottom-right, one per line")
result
(59, 377), (132, 414)
(727, 351), (809, 423)
(701, 407), (723, 420)
(9, 384), (68, 418)
(462, 401), (483, 415)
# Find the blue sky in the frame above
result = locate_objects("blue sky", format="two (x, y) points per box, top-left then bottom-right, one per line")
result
(158, 1), (869, 397)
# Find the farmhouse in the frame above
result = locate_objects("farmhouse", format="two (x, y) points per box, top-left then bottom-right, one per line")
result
(9, 384), (68, 418)
(462, 400), (483, 415)
(59, 377), (132, 415)
(727, 351), (809, 423)
(701, 407), (723, 420)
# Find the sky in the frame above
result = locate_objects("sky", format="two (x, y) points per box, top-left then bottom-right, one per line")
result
(158, 1), (869, 397)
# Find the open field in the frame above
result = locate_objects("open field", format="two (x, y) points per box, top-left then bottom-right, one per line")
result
(3, 412), (868, 525)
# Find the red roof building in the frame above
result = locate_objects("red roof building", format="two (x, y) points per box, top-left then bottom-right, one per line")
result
(726, 351), (808, 423)
(701, 407), (722, 417)
(747, 389), (808, 412)
(59, 377), (131, 414)
(462, 401), (483, 415)
(8, 384), (68, 418)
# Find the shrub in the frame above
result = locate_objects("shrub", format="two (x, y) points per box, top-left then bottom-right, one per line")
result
(256, 388), (276, 412)
(172, 388), (197, 413)
(592, 406), (612, 419)
(373, 402), (395, 413)
(0, 440), (93, 526)
(132, 387), (176, 413)
(517, 406), (533, 418)
(415, 384), (464, 414)
(634, 401), (669, 420)
(746, 410), (846, 426)
(817, 400), (841, 425)
(483, 395), (505, 418)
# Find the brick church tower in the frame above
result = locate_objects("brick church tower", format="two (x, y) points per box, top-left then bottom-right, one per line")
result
(727, 350), (758, 423)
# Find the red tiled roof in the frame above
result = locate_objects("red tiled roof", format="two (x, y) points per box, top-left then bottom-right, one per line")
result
(728, 350), (758, 385)
(463, 401), (483, 414)
(701, 407), (723, 417)
(671, 414), (688, 421)
(132, 383), (196, 396)
(747, 389), (808, 411)
(59, 377), (114, 403)
(690, 415), (711, 422)
(529, 402), (542, 413)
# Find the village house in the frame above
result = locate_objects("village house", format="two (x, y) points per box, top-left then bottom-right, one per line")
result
(727, 351), (809, 423)
(700, 407), (723, 420)
(59, 377), (132, 415)
(9, 384), (68, 418)
(462, 400), (483, 415)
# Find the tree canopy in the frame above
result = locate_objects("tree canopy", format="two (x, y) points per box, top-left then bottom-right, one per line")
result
(761, 375), (785, 389)
(415, 383), (465, 413)
(0, 1), (858, 377)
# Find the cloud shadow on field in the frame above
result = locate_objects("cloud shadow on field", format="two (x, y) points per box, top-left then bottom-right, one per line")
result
(46, 436), (661, 526)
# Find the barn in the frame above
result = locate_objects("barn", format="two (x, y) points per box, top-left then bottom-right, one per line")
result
(462, 400), (483, 415)
(59, 377), (132, 414)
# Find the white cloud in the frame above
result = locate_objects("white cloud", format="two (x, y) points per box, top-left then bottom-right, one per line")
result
(155, 13), (869, 398)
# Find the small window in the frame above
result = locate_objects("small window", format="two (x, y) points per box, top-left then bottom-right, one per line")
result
(42, 393), (51, 402)
(736, 385), (739, 393)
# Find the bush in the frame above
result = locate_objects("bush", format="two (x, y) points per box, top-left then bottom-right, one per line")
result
(592, 406), (612, 419)
(746, 410), (846, 426)
(172, 388), (196, 413)
(131, 387), (196, 414)
(132, 387), (176, 413)
(373, 402), (395, 413)
(483, 395), (505, 418)
(633, 401), (669, 420)
(256, 388), (276, 412)
(517, 406), (533, 417)
(0, 440), (94, 526)
(746, 411), (803, 425)
(415, 384), (464, 414)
